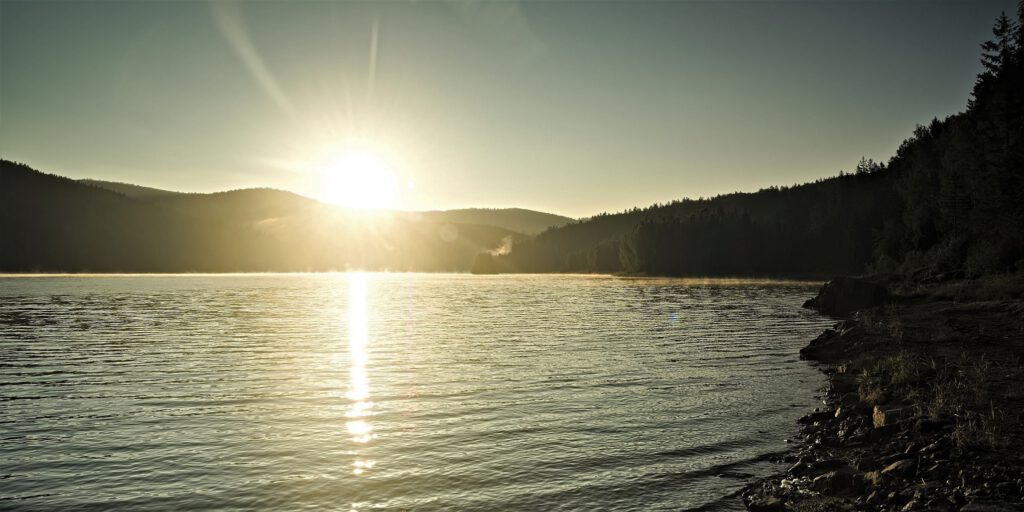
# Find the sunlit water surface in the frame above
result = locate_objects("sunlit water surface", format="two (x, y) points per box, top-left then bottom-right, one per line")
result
(0, 274), (831, 511)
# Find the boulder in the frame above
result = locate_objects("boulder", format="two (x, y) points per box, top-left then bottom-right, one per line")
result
(800, 329), (846, 361)
(803, 276), (889, 317)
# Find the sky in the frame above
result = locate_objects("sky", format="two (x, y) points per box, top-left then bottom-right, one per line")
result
(0, 0), (1018, 218)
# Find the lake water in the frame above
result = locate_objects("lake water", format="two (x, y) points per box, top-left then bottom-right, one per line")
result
(0, 274), (832, 511)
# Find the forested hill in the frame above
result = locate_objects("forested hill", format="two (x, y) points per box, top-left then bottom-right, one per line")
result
(80, 179), (572, 236)
(404, 209), (574, 236)
(480, 6), (1024, 279)
(78, 179), (182, 199)
(480, 167), (897, 277)
(0, 162), (525, 272)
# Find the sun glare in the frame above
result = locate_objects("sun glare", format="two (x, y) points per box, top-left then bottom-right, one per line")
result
(318, 150), (397, 210)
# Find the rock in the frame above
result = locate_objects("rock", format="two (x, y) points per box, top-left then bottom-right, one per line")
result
(803, 276), (889, 317)
(925, 498), (955, 512)
(959, 501), (1020, 511)
(799, 410), (834, 425)
(867, 490), (882, 505)
(830, 374), (860, 394)
(747, 496), (785, 512)
(870, 423), (900, 441)
(838, 392), (861, 408)
(811, 459), (848, 472)
(800, 329), (846, 361)
(864, 470), (887, 487)
(887, 491), (911, 507)
(920, 440), (947, 454)
(788, 461), (810, 476)
(873, 405), (912, 427)
(882, 459), (916, 477)
(854, 457), (875, 471)
(915, 418), (949, 433)
(811, 469), (864, 495)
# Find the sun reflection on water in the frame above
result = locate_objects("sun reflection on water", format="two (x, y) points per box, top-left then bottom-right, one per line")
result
(346, 272), (375, 473)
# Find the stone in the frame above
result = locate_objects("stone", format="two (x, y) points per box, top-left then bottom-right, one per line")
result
(925, 498), (955, 512)
(867, 490), (882, 505)
(881, 459), (916, 477)
(854, 457), (874, 471)
(869, 423), (900, 441)
(864, 470), (887, 487)
(887, 491), (910, 507)
(811, 469), (864, 495)
(799, 410), (833, 425)
(839, 392), (861, 408)
(873, 405), (912, 428)
(747, 496), (785, 512)
(788, 461), (808, 476)
(800, 329), (846, 361)
(803, 276), (889, 317)
(959, 502), (1020, 512)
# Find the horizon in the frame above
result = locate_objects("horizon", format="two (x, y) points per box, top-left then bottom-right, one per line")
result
(1, 0), (1017, 217)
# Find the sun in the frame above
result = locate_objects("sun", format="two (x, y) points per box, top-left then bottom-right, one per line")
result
(317, 150), (397, 210)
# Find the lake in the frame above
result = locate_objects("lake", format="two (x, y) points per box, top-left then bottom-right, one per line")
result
(0, 274), (832, 511)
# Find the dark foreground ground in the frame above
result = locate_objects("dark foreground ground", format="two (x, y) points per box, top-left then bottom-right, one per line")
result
(743, 276), (1024, 511)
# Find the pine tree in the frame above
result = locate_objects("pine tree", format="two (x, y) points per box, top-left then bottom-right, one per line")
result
(1016, 1), (1024, 52)
(980, 12), (1017, 74)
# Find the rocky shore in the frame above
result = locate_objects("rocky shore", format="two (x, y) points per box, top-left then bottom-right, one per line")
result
(743, 276), (1024, 511)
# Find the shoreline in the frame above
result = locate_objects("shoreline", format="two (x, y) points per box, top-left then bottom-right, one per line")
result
(742, 277), (1024, 511)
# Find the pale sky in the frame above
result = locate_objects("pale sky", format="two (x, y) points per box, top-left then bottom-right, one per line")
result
(0, 0), (1017, 217)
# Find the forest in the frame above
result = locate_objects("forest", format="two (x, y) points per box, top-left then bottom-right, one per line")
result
(0, 163), (574, 273)
(480, 7), (1024, 279)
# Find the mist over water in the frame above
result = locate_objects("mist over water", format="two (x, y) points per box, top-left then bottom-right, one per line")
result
(0, 274), (831, 511)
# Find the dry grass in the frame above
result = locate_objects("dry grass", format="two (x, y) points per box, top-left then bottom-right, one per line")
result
(925, 274), (1024, 302)
(857, 351), (926, 405)
(857, 351), (1012, 450)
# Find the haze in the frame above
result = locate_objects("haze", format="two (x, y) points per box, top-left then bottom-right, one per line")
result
(0, 0), (1015, 217)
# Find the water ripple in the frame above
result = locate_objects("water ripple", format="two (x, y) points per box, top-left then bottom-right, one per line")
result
(0, 274), (830, 511)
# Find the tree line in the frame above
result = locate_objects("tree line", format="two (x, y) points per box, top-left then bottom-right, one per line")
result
(481, 5), (1024, 279)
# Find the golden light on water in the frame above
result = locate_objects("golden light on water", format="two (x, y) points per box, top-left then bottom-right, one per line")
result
(346, 272), (376, 474)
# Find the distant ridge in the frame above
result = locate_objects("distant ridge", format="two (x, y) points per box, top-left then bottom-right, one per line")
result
(406, 208), (573, 236)
(80, 178), (572, 235)
(78, 179), (182, 199)
(1, 161), (573, 273)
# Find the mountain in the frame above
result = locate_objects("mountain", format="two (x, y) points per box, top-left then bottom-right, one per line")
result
(1, 161), (523, 273)
(80, 179), (572, 235)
